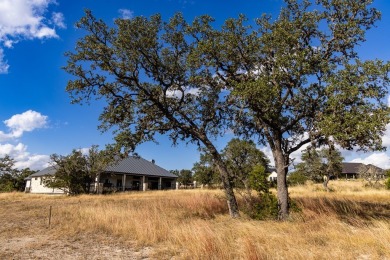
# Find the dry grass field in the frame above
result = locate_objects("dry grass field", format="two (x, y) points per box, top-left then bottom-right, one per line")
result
(1, 180), (389, 259)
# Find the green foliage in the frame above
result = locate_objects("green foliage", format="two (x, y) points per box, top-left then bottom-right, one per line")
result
(63, 1), (390, 218)
(45, 150), (90, 194)
(385, 178), (390, 190)
(245, 192), (279, 220)
(288, 171), (308, 186)
(248, 165), (269, 193)
(242, 164), (279, 220)
(172, 169), (193, 187)
(192, 152), (220, 187)
(295, 146), (343, 183)
(222, 139), (269, 189)
(14, 168), (36, 191)
(295, 148), (323, 183)
(64, 8), (241, 216)
(0, 174), (15, 192)
(0, 155), (14, 173)
(0, 156), (36, 192)
(193, 142), (276, 219)
(205, 0), (388, 217)
(45, 146), (116, 195)
(385, 170), (390, 190)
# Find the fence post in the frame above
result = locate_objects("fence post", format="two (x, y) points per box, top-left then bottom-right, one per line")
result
(48, 205), (52, 229)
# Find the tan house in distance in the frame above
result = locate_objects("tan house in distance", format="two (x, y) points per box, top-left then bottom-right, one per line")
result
(25, 156), (178, 194)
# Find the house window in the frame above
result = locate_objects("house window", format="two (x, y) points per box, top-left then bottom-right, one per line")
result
(40, 177), (42, 185)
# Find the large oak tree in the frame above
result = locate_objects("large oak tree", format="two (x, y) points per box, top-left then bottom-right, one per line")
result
(190, 0), (390, 219)
(64, 11), (241, 217)
(65, 0), (390, 219)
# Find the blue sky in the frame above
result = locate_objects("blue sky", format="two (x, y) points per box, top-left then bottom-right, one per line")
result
(1, 0), (390, 171)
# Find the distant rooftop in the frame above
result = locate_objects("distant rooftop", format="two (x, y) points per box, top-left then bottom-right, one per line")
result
(342, 162), (384, 174)
(26, 166), (58, 179)
(27, 157), (177, 179)
(105, 156), (176, 178)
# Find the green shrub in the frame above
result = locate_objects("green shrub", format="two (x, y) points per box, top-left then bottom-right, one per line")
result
(288, 171), (308, 186)
(244, 192), (279, 220)
(385, 178), (390, 190)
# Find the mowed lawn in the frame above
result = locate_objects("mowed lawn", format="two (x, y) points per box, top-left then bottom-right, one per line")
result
(1, 180), (390, 259)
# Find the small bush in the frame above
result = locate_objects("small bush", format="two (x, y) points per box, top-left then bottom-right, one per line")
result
(245, 192), (279, 220)
(288, 172), (308, 186)
(385, 178), (390, 190)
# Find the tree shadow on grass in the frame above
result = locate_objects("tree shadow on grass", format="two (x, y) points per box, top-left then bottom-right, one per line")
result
(294, 197), (390, 225)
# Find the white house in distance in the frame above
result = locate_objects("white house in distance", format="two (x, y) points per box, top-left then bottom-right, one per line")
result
(267, 168), (277, 182)
(25, 166), (64, 194)
(25, 156), (178, 194)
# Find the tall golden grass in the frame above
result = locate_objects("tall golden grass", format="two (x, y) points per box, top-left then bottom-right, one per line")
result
(1, 180), (389, 259)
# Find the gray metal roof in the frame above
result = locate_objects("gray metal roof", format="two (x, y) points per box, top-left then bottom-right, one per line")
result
(27, 166), (57, 178)
(27, 157), (177, 179)
(342, 162), (384, 174)
(105, 157), (177, 178)
(342, 162), (363, 174)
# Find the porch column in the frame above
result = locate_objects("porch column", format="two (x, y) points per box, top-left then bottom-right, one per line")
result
(95, 173), (101, 194)
(175, 181), (179, 190)
(122, 174), (126, 191)
(142, 176), (148, 191)
(158, 177), (162, 190)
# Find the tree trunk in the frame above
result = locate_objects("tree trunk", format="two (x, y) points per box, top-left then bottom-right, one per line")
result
(323, 175), (329, 192)
(273, 147), (289, 220)
(214, 158), (240, 218)
(202, 138), (240, 218)
(205, 145), (239, 218)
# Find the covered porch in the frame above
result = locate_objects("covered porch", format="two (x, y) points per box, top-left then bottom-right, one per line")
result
(95, 173), (177, 193)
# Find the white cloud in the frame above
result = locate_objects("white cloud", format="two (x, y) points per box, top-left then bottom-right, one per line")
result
(0, 0), (60, 42)
(381, 124), (390, 148)
(51, 12), (66, 29)
(166, 87), (200, 99)
(0, 142), (50, 170)
(259, 145), (275, 166)
(0, 0), (65, 71)
(0, 48), (9, 74)
(118, 9), (133, 20)
(350, 152), (390, 169)
(15, 154), (50, 170)
(343, 94), (390, 169)
(78, 147), (90, 155)
(0, 110), (48, 140)
(35, 26), (57, 38)
(0, 111), (50, 170)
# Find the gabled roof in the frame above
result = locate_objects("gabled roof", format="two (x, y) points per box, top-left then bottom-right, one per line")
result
(342, 162), (364, 174)
(266, 167), (276, 173)
(366, 164), (385, 174)
(105, 157), (177, 178)
(28, 157), (177, 179)
(27, 166), (58, 178)
(342, 162), (384, 174)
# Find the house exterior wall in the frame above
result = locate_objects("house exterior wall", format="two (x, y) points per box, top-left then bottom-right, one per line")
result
(27, 173), (177, 194)
(30, 177), (64, 194)
(267, 171), (277, 182)
(25, 180), (31, 192)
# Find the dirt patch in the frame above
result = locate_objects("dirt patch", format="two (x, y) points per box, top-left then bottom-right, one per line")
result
(0, 234), (153, 260)
(0, 194), (153, 260)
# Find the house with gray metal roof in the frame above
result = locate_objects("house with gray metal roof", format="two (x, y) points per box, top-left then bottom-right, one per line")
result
(25, 157), (178, 194)
(342, 162), (384, 179)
